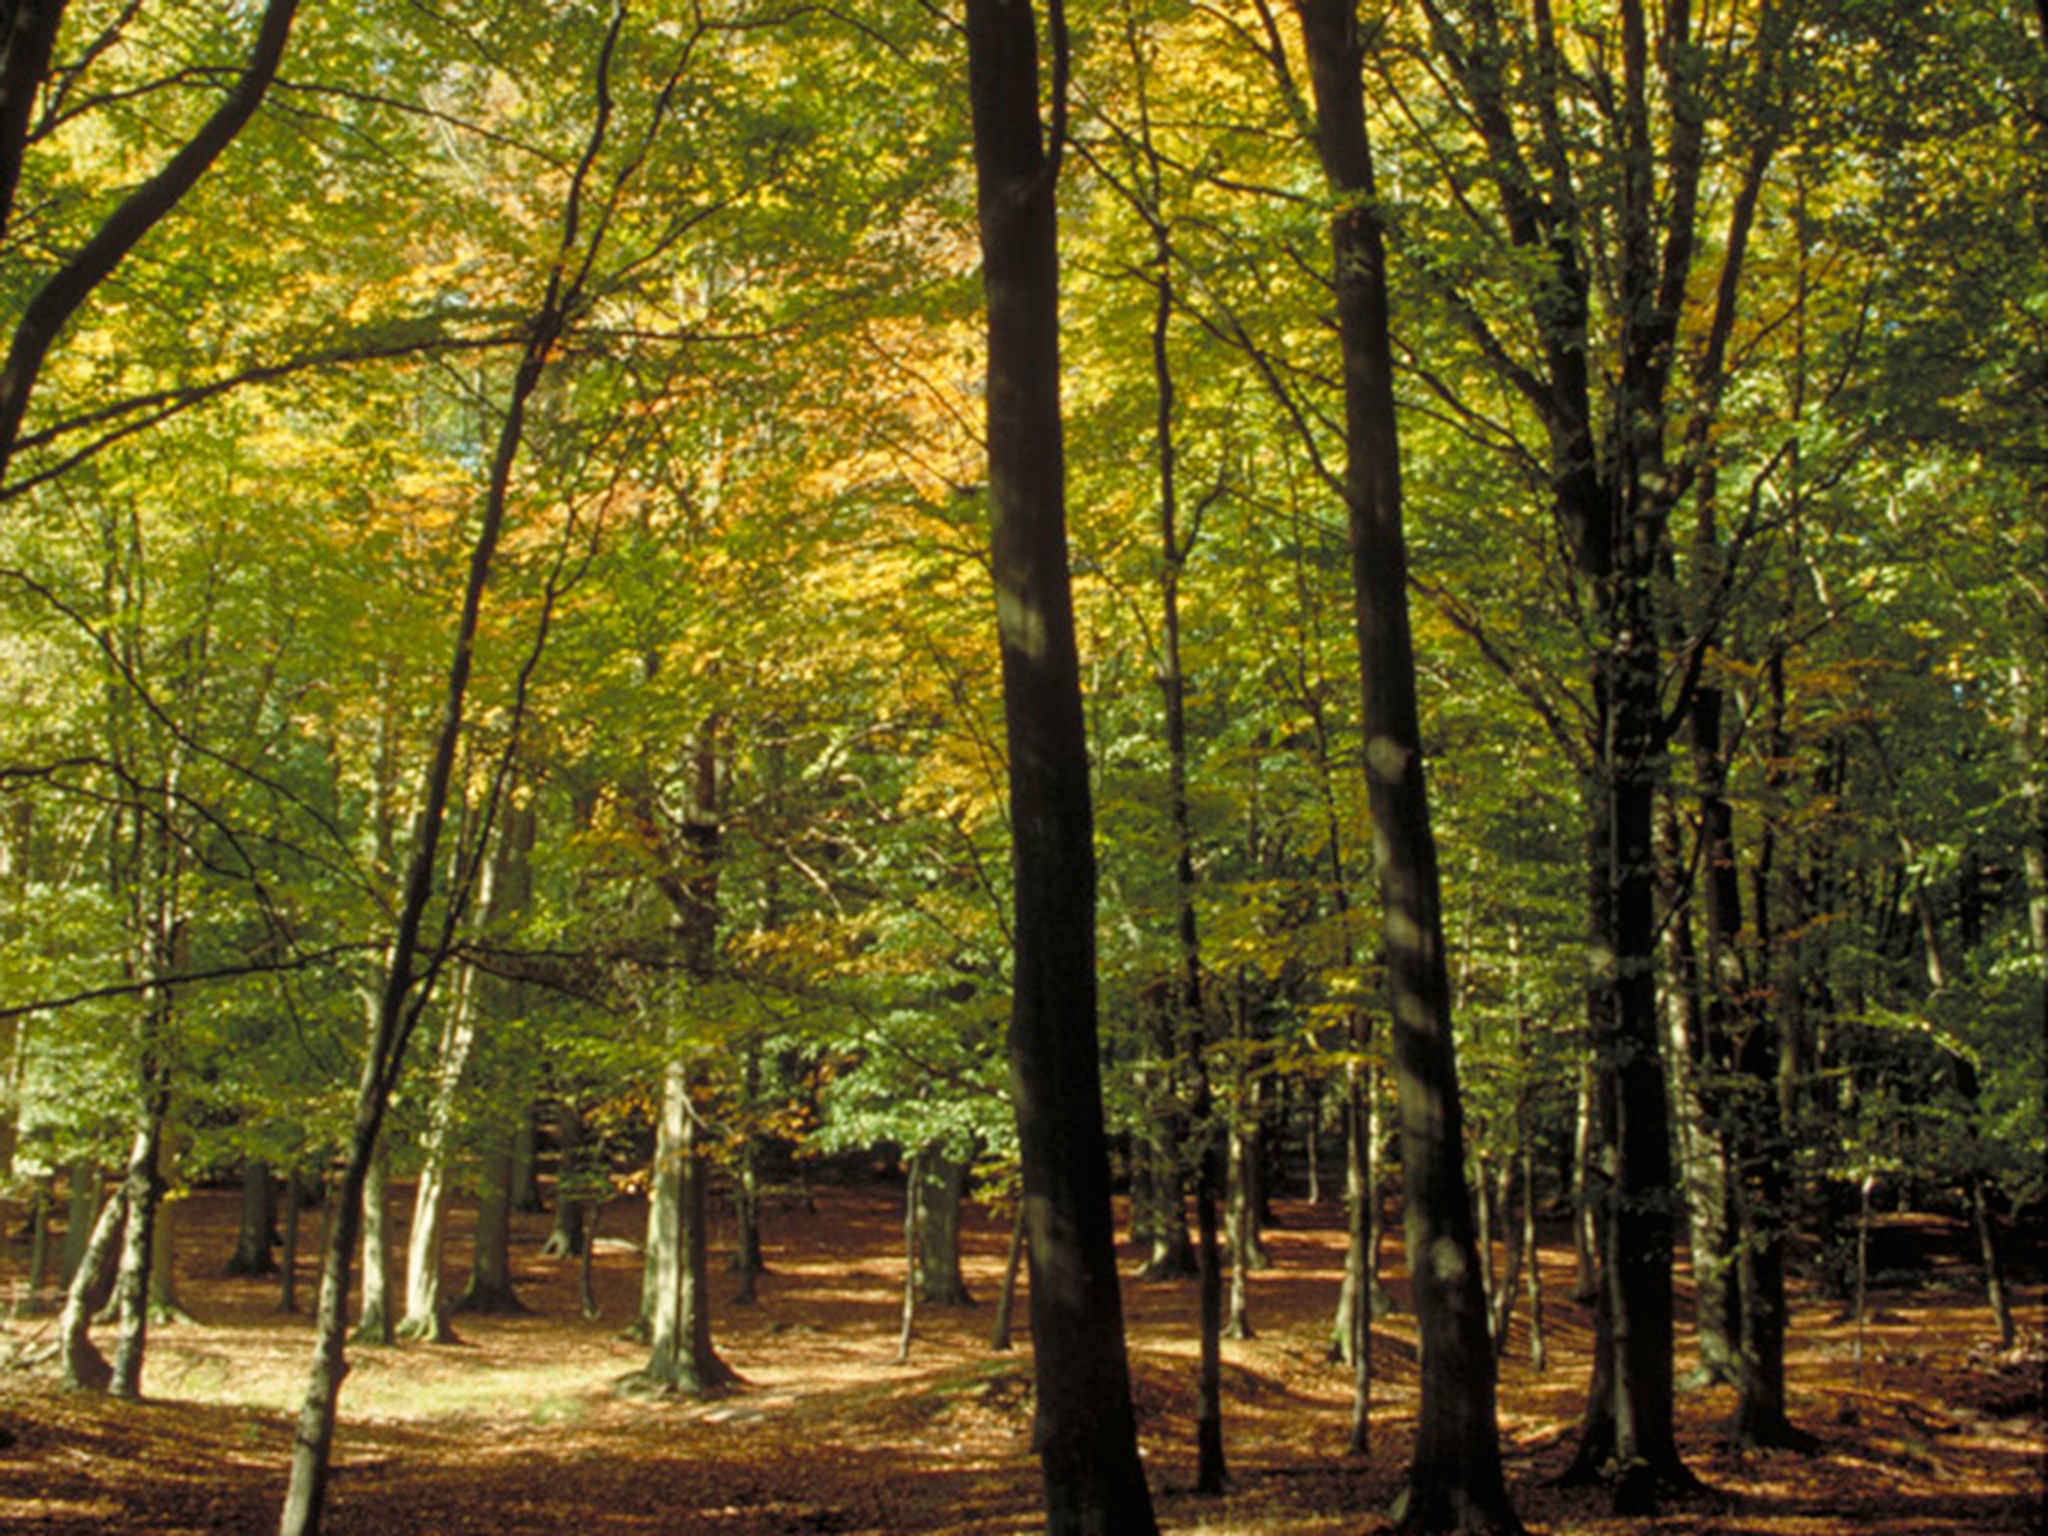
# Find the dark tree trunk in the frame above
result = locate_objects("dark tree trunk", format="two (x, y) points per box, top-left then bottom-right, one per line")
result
(729, 1044), (766, 1299)
(1731, 656), (1817, 1451)
(279, 1167), (304, 1314)
(457, 1139), (525, 1314)
(964, 0), (1157, 1524)
(229, 1158), (278, 1277)
(1292, 0), (1521, 1528)
(0, 0), (301, 486)
(914, 1148), (974, 1305)
(1263, 2), (1516, 1526)
(543, 1103), (590, 1261)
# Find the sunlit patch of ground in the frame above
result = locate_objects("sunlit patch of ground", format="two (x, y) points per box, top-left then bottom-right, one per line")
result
(1, 1185), (2041, 1534)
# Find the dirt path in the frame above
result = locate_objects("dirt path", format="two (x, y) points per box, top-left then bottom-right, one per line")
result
(1, 1184), (2041, 1534)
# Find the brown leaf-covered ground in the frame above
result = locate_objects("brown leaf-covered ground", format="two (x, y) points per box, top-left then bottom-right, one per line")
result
(1, 1179), (2041, 1534)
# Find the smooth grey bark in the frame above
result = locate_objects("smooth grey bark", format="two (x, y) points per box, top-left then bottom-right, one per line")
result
(964, 0), (1158, 1523)
(1292, 0), (1521, 1525)
(108, 1067), (170, 1400)
(351, 1148), (394, 1345)
(396, 989), (474, 1343)
(57, 1180), (124, 1390)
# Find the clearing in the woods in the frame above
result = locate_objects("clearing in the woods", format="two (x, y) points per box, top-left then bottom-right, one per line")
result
(0, 1183), (2042, 1535)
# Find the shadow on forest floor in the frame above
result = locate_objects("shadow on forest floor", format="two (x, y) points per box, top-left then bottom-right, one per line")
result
(1, 1187), (2042, 1535)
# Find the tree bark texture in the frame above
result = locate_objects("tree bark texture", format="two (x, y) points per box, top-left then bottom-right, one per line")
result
(964, 0), (1158, 1525)
(351, 1147), (394, 1346)
(914, 1148), (974, 1305)
(1293, 0), (1521, 1527)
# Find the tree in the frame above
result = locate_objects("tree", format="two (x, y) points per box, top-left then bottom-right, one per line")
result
(0, 0), (301, 487)
(963, 0), (1158, 1526)
(1287, 0), (1521, 1529)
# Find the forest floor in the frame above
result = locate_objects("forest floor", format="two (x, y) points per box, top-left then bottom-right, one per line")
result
(0, 1178), (2042, 1535)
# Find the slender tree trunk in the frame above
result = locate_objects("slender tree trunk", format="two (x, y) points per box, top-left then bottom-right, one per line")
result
(1194, 1108), (1226, 1492)
(351, 1145), (394, 1345)
(1522, 1128), (1546, 1373)
(279, 1167), (303, 1314)
(109, 1074), (169, 1399)
(964, 0), (1158, 1521)
(58, 1182), (125, 1390)
(26, 1181), (51, 1305)
(1732, 676), (1816, 1451)
(1292, 0), (1520, 1526)
(1225, 1105), (1256, 1341)
(578, 1201), (600, 1321)
(730, 1043), (765, 1299)
(397, 994), (475, 1344)
(1570, 1060), (1598, 1302)
(273, 23), (599, 1503)
(991, 1197), (1026, 1352)
(1490, 1162), (1524, 1357)
(897, 1151), (921, 1364)
(62, 1160), (98, 1286)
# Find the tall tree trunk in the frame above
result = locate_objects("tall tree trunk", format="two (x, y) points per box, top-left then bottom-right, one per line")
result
(729, 1042), (765, 1299)
(229, 1158), (278, 1277)
(1291, 0), (1520, 1526)
(397, 988), (476, 1344)
(1225, 1098), (1256, 1342)
(62, 1159), (99, 1286)
(896, 1151), (921, 1364)
(543, 1102), (592, 1261)
(457, 1137), (524, 1313)
(1569, 1060), (1598, 1302)
(1731, 648), (1816, 1450)
(108, 1071), (168, 1400)
(914, 1147), (974, 1305)
(351, 1145), (394, 1345)
(272, 13), (601, 1502)
(58, 1184), (125, 1391)
(680, 1099), (734, 1390)
(964, 0), (1158, 1524)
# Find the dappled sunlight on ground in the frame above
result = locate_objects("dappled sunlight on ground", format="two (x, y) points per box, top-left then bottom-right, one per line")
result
(1, 1185), (2042, 1533)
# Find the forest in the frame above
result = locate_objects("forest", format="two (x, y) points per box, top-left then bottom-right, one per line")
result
(0, 1), (2041, 1534)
